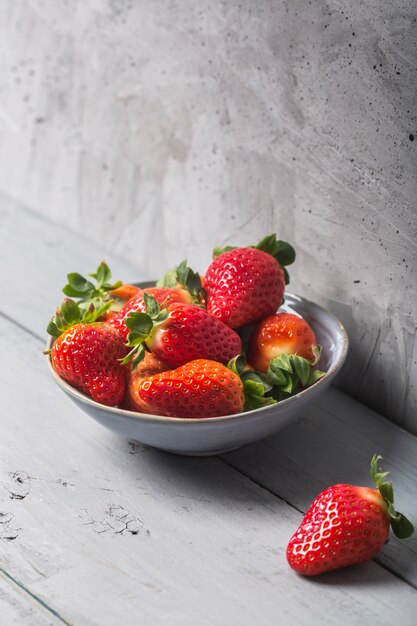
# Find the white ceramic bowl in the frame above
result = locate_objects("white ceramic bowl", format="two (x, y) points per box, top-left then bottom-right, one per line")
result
(46, 287), (348, 456)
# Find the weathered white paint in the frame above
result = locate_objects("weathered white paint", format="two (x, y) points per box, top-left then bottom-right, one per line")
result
(1, 316), (417, 625)
(1, 205), (417, 623)
(1, 2), (416, 431)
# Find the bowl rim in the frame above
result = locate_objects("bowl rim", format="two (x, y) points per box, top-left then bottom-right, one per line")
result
(46, 289), (349, 425)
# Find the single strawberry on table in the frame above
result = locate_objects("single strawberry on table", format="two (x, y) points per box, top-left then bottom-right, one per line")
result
(203, 234), (295, 329)
(46, 299), (128, 407)
(121, 294), (242, 369)
(286, 454), (414, 576)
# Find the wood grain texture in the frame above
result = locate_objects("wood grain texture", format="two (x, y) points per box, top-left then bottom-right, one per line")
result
(1, 205), (417, 623)
(1, 315), (417, 626)
(0, 1), (416, 431)
(0, 196), (142, 338)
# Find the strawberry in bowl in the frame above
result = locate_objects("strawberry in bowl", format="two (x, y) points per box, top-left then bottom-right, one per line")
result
(45, 235), (348, 455)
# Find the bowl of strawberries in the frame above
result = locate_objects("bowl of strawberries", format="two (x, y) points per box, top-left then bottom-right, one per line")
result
(46, 235), (348, 456)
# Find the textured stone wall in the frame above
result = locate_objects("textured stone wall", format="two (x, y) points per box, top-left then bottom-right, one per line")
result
(1, 1), (416, 431)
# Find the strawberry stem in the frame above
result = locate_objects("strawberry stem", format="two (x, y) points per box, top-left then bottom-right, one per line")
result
(370, 454), (414, 539)
(212, 234), (296, 285)
(62, 261), (122, 308)
(157, 260), (205, 304)
(121, 294), (169, 369)
(227, 355), (277, 411)
(266, 350), (325, 396)
(46, 299), (112, 337)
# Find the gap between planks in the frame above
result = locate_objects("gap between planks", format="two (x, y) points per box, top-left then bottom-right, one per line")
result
(0, 568), (73, 626)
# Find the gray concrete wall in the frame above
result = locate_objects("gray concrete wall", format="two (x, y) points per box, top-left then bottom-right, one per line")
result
(1, 1), (416, 431)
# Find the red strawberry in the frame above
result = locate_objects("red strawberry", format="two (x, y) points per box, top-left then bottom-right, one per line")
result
(247, 312), (319, 373)
(286, 455), (414, 576)
(127, 359), (245, 418)
(123, 295), (242, 369)
(108, 287), (193, 342)
(204, 234), (295, 328)
(124, 352), (169, 410)
(47, 299), (127, 406)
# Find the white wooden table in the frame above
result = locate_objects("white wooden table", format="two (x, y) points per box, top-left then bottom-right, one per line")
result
(1, 198), (417, 626)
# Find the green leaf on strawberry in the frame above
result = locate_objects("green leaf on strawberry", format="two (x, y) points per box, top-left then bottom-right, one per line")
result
(266, 351), (325, 396)
(255, 235), (295, 285)
(292, 355), (311, 387)
(46, 298), (113, 340)
(62, 261), (122, 308)
(255, 234), (296, 267)
(369, 454), (414, 539)
(121, 295), (170, 369)
(212, 245), (236, 259)
(227, 355), (277, 411)
(212, 234), (295, 285)
(227, 354), (248, 377)
(156, 268), (178, 288)
(157, 259), (205, 304)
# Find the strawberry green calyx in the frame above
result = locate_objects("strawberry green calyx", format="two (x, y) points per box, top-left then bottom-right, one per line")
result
(370, 454), (414, 539)
(157, 259), (205, 304)
(228, 355), (277, 411)
(46, 298), (113, 339)
(212, 245), (235, 258)
(121, 294), (169, 369)
(62, 261), (122, 308)
(212, 234), (296, 285)
(266, 350), (325, 399)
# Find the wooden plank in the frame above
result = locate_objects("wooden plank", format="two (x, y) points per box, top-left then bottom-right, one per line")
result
(2, 317), (417, 625)
(0, 196), (144, 339)
(222, 387), (417, 585)
(0, 570), (64, 625)
(2, 201), (417, 579)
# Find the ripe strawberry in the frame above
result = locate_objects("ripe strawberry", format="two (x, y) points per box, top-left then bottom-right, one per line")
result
(127, 359), (245, 418)
(247, 312), (319, 372)
(47, 299), (127, 407)
(124, 352), (169, 411)
(286, 455), (414, 576)
(204, 234), (295, 328)
(247, 312), (325, 399)
(108, 287), (193, 342)
(122, 294), (242, 369)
